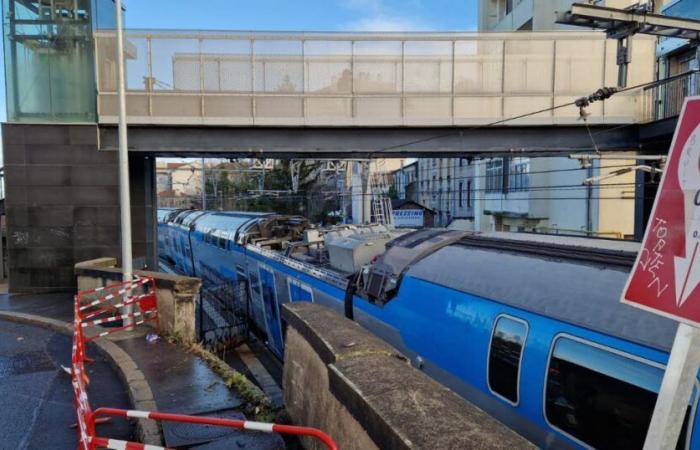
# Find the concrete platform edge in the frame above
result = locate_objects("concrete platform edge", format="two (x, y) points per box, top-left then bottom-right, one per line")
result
(0, 310), (164, 446)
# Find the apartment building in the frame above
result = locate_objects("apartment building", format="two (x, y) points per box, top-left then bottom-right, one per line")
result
(468, 0), (639, 238)
(415, 158), (475, 227)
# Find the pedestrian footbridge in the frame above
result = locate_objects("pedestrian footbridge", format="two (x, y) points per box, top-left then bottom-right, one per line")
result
(93, 30), (656, 128)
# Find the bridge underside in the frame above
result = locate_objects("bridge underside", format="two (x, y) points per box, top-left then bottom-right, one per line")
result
(98, 123), (671, 158)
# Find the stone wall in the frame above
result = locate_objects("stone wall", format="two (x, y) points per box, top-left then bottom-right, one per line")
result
(282, 302), (536, 450)
(3, 123), (157, 293)
(74, 257), (200, 343)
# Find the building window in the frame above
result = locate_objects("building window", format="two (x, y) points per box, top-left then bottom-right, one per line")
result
(458, 181), (463, 207)
(486, 159), (504, 193)
(467, 180), (472, 207)
(509, 158), (530, 192)
(488, 316), (528, 405)
(545, 336), (694, 449)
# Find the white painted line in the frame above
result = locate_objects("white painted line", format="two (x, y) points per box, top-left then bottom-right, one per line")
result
(126, 410), (151, 419)
(243, 421), (275, 432)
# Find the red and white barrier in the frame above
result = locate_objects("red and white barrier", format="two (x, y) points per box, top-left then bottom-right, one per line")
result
(71, 277), (338, 450)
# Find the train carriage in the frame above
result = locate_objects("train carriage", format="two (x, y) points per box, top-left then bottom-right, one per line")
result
(158, 209), (697, 449)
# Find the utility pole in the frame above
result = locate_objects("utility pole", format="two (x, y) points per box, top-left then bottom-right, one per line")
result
(115, 0), (133, 323)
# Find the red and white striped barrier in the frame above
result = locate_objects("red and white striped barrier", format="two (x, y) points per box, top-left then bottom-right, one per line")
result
(71, 277), (338, 450)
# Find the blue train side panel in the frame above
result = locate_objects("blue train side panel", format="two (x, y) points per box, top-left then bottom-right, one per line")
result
(157, 210), (699, 450)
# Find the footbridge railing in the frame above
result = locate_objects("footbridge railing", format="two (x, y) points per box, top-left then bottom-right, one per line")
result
(95, 30), (656, 127)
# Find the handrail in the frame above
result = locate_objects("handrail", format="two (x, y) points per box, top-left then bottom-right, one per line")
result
(642, 69), (700, 91)
(92, 408), (339, 450)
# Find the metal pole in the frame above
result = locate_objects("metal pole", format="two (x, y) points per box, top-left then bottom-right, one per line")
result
(643, 323), (700, 450)
(115, 0), (133, 324)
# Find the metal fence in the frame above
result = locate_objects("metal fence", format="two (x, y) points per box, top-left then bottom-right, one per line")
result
(642, 70), (700, 122)
(198, 268), (250, 349)
(94, 30), (656, 126)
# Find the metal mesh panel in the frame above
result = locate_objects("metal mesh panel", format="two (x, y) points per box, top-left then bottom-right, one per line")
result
(93, 31), (656, 125)
(454, 40), (503, 93)
(404, 41), (452, 93)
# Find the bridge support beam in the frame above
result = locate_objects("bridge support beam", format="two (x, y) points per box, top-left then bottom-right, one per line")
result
(98, 124), (655, 158)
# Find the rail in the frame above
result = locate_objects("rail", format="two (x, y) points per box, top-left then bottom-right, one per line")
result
(71, 276), (338, 450)
(94, 30), (656, 126)
(642, 70), (700, 122)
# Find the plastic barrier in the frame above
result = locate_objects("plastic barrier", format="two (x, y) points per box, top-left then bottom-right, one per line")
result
(71, 276), (338, 450)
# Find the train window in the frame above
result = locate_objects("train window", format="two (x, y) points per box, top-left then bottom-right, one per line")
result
(487, 315), (528, 405)
(218, 236), (226, 249)
(545, 336), (694, 449)
(288, 279), (313, 302)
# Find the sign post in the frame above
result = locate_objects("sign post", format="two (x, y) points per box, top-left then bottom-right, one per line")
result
(622, 97), (700, 449)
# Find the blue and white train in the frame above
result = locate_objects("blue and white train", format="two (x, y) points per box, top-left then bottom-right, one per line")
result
(157, 208), (696, 450)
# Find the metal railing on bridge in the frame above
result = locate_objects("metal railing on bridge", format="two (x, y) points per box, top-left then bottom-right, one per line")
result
(94, 30), (656, 127)
(642, 70), (700, 122)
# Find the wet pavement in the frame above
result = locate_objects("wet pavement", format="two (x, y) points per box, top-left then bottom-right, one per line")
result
(117, 336), (284, 449)
(0, 292), (74, 323)
(0, 318), (134, 450)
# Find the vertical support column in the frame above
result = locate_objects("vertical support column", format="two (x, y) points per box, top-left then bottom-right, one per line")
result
(199, 37), (205, 119)
(401, 40), (406, 123)
(299, 40), (305, 123)
(551, 40), (557, 115)
(500, 39), (506, 119)
(451, 40), (456, 125)
(115, 0), (133, 321)
(351, 40), (355, 119)
(251, 39), (256, 124)
(147, 35), (153, 117)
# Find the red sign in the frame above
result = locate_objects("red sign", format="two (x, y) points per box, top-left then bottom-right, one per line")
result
(623, 97), (700, 325)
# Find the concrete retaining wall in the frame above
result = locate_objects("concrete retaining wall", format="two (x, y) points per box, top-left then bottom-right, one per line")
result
(3, 123), (157, 293)
(75, 257), (200, 343)
(282, 302), (535, 450)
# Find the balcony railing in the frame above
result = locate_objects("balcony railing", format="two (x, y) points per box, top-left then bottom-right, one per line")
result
(94, 30), (656, 127)
(642, 70), (700, 122)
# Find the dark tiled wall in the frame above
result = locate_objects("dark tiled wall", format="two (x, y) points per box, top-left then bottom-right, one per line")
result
(3, 123), (156, 293)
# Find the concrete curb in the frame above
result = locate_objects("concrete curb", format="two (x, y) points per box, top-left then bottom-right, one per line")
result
(0, 310), (164, 446)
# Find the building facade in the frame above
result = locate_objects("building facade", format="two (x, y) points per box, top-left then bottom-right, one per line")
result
(471, 0), (640, 238)
(651, 0), (700, 121)
(478, 0), (640, 32)
(416, 158), (475, 227)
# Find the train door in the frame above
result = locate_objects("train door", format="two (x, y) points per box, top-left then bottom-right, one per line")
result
(259, 265), (284, 358)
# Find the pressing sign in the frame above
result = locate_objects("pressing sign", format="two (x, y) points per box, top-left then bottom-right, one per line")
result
(623, 97), (700, 326)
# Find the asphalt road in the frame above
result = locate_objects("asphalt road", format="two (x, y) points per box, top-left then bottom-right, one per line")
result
(0, 318), (134, 450)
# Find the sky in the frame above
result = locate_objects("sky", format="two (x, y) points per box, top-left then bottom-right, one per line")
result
(124, 0), (478, 31)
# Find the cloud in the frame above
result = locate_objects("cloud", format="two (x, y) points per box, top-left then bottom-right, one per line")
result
(346, 15), (432, 31)
(339, 0), (434, 32)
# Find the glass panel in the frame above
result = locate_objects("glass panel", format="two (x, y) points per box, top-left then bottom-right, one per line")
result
(545, 338), (693, 449)
(125, 37), (150, 91)
(152, 38), (199, 91)
(454, 40), (503, 93)
(288, 280), (313, 302)
(504, 40), (553, 93)
(404, 41), (451, 93)
(305, 41), (351, 94)
(92, 0), (116, 30)
(3, 0), (96, 121)
(254, 40), (303, 93)
(488, 316), (527, 404)
(353, 41), (402, 94)
(554, 40), (604, 94)
(201, 39), (252, 92)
